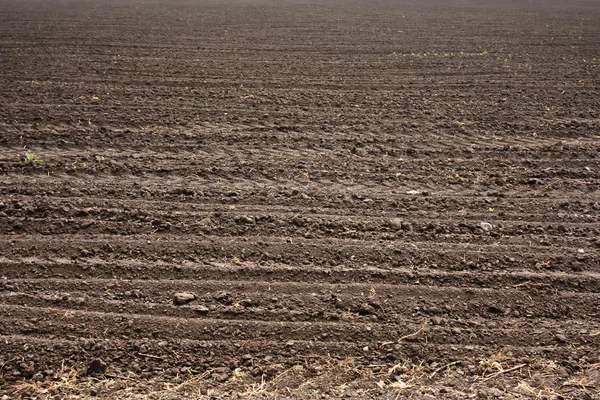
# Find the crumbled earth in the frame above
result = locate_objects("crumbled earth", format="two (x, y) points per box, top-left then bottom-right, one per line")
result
(0, 0), (599, 398)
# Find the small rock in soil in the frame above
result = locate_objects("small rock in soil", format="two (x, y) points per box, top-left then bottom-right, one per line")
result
(173, 292), (197, 306)
(479, 222), (493, 232)
(87, 359), (107, 374)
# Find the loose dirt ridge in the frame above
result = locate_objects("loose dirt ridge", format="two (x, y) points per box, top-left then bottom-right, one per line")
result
(1, 0), (599, 398)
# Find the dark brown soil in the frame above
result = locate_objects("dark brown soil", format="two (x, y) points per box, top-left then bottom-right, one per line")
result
(1, 0), (599, 398)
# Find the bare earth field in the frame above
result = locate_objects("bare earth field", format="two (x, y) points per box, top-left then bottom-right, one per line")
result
(0, 0), (599, 398)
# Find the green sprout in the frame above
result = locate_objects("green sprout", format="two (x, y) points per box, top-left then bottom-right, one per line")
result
(457, 122), (464, 129)
(24, 152), (43, 164)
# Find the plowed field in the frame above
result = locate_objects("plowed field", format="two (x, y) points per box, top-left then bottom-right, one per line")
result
(1, 0), (599, 398)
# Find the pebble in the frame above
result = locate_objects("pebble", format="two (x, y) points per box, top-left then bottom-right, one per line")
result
(479, 221), (493, 232)
(173, 292), (197, 306)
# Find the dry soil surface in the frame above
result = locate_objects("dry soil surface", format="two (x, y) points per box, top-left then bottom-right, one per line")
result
(1, 0), (599, 398)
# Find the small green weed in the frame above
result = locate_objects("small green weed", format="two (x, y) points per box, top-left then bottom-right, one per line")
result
(24, 152), (43, 164)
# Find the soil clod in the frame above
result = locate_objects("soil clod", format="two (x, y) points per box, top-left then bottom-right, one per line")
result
(87, 359), (107, 375)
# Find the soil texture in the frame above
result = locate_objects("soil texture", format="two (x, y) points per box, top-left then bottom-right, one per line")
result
(1, 0), (599, 398)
